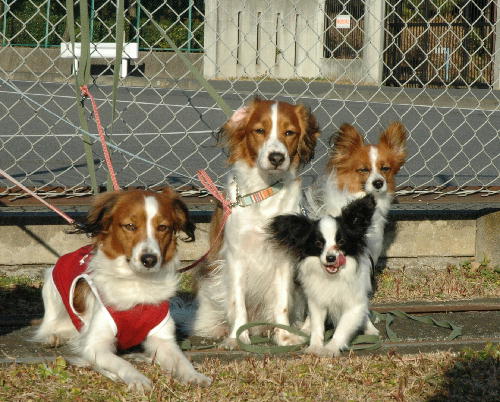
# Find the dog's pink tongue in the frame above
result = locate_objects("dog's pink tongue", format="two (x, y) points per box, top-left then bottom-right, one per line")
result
(336, 253), (346, 267)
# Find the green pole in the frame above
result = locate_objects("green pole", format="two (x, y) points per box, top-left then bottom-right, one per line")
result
(90, 0), (94, 41)
(44, 0), (50, 48)
(2, 0), (8, 47)
(187, 0), (193, 52)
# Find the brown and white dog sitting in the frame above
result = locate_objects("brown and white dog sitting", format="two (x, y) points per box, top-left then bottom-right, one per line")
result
(34, 189), (211, 391)
(321, 122), (407, 264)
(193, 97), (320, 348)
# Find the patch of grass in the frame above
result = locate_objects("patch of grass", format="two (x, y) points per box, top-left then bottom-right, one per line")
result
(0, 274), (43, 289)
(372, 259), (499, 303)
(0, 345), (498, 400)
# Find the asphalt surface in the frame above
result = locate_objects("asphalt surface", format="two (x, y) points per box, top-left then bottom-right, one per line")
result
(0, 79), (499, 191)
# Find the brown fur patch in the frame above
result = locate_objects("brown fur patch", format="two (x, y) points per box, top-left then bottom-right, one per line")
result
(327, 122), (407, 193)
(220, 97), (320, 167)
(87, 188), (194, 265)
(73, 278), (91, 314)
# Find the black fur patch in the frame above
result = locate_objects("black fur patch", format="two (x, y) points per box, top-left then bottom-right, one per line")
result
(335, 194), (376, 257)
(267, 214), (324, 260)
(268, 194), (376, 261)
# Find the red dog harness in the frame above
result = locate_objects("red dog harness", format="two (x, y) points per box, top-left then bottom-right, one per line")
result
(51, 245), (171, 350)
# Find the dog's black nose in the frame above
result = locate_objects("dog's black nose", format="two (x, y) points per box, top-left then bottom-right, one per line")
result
(141, 254), (158, 268)
(268, 152), (285, 168)
(326, 255), (336, 263)
(373, 179), (384, 189)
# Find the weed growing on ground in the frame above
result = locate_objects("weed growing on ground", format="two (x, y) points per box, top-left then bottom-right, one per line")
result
(0, 345), (497, 401)
(372, 259), (499, 303)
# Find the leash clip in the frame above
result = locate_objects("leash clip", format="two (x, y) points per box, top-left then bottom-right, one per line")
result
(230, 195), (245, 208)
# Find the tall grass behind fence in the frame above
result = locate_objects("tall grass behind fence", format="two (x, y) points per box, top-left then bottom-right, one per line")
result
(0, 0), (498, 198)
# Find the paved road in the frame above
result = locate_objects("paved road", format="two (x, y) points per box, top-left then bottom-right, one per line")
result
(1, 80), (498, 190)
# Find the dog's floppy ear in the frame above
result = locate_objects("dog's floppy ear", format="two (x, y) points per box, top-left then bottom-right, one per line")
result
(161, 187), (196, 242)
(70, 191), (120, 237)
(217, 98), (258, 145)
(327, 124), (364, 171)
(172, 198), (196, 242)
(295, 104), (320, 166)
(267, 214), (318, 260)
(380, 122), (407, 171)
(340, 194), (376, 236)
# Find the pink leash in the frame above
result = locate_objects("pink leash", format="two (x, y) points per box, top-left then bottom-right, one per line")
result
(3, 91), (224, 272)
(177, 169), (232, 273)
(0, 86), (120, 225)
(0, 168), (75, 224)
(80, 85), (120, 191)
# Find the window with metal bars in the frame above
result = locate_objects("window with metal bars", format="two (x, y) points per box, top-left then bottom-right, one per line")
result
(323, 0), (365, 59)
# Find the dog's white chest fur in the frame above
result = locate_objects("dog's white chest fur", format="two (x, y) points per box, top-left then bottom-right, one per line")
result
(299, 255), (371, 315)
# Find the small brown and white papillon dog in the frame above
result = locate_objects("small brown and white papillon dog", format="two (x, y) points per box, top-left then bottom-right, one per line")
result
(194, 97), (320, 349)
(268, 194), (378, 357)
(309, 122), (407, 266)
(34, 189), (211, 391)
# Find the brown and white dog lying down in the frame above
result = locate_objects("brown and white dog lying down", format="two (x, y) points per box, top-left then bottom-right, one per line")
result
(193, 97), (320, 349)
(34, 189), (211, 391)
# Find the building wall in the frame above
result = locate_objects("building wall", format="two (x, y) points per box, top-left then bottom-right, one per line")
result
(203, 0), (385, 85)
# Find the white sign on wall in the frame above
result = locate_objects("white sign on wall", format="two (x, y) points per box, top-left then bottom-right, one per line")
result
(336, 14), (351, 29)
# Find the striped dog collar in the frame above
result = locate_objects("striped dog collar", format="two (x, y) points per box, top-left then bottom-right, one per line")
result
(232, 181), (284, 207)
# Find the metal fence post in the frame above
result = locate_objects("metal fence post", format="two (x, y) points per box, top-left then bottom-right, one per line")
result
(187, 0), (193, 53)
(494, 0), (500, 89)
(135, 0), (141, 46)
(44, 0), (50, 48)
(2, 0), (8, 47)
(365, 0), (385, 84)
(90, 0), (94, 41)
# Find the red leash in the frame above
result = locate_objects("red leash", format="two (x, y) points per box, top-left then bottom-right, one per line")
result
(177, 170), (232, 273)
(80, 85), (120, 191)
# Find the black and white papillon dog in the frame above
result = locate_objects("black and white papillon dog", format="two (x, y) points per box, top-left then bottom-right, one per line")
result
(268, 194), (379, 357)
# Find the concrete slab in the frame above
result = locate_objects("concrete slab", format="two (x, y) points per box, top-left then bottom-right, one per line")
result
(384, 220), (476, 257)
(0, 219), (479, 266)
(476, 210), (500, 266)
(1, 309), (498, 365)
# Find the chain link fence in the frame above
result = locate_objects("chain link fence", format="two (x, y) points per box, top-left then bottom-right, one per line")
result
(0, 0), (498, 199)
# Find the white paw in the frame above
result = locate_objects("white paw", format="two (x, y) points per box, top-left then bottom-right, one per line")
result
(221, 337), (239, 350)
(305, 345), (335, 357)
(300, 319), (311, 335)
(180, 371), (212, 387)
(274, 329), (307, 346)
(122, 371), (152, 393)
(364, 323), (380, 336)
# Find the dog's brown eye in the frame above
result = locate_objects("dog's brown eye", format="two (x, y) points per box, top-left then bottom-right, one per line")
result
(157, 224), (170, 232)
(123, 223), (137, 232)
(381, 166), (391, 172)
(337, 239), (345, 246)
(284, 130), (296, 136)
(254, 128), (265, 135)
(315, 240), (324, 248)
(357, 167), (370, 174)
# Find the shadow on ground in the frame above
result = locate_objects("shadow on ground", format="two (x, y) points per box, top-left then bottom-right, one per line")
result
(0, 283), (43, 335)
(427, 345), (499, 401)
